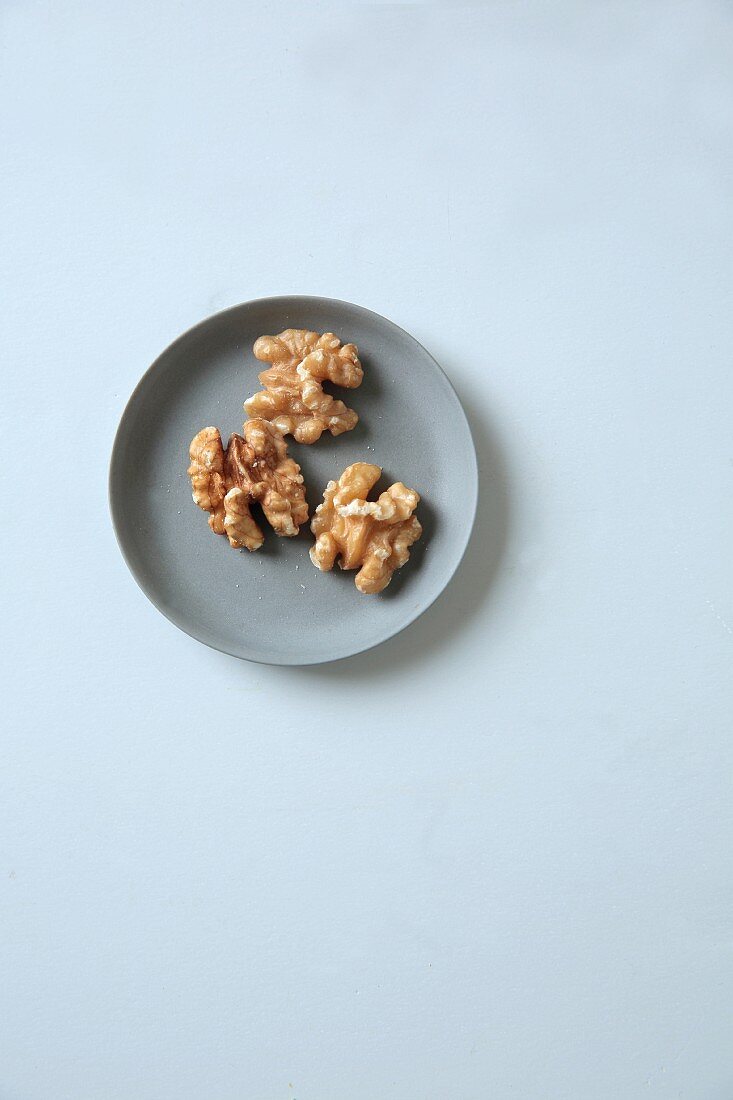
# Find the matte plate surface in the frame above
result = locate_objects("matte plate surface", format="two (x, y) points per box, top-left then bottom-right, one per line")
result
(110, 297), (477, 664)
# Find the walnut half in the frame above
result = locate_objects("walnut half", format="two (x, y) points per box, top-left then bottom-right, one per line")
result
(188, 420), (308, 550)
(310, 462), (422, 593)
(244, 329), (363, 444)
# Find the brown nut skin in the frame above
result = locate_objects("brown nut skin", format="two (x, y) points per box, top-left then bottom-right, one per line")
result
(244, 329), (363, 444)
(188, 420), (308, 549)
(310, 462), (422, 594)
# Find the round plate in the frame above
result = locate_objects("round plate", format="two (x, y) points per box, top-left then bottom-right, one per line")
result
(110, 297), (478, 665)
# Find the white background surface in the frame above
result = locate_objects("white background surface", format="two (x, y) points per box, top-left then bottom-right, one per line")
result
(2, 3), (732, 1098)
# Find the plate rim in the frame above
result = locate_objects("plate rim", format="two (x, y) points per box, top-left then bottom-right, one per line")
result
(108, 295), (479, 665)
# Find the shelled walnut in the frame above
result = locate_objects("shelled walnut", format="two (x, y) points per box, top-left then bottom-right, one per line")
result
(244, 329), (363, 444)
(310, 462), (422, 594)
(188, 419), (308, 550)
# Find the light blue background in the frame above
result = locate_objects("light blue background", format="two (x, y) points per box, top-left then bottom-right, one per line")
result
(2, 3), (732, 1098)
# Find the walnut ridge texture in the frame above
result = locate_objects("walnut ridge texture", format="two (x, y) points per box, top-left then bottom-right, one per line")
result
(187, 425), (227, 535)
(188, 420), (308, 550)
(244, 329), (363, 444)
(310, 462), (422, 593)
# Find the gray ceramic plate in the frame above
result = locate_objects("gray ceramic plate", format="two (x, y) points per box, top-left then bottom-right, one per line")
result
(110, 297), (477, 664)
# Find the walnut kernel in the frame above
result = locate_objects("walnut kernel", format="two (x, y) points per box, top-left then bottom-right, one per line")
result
(244, 329), (363, 444)
(188, 419), (308, 550)
(310, 462), (422, 593)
